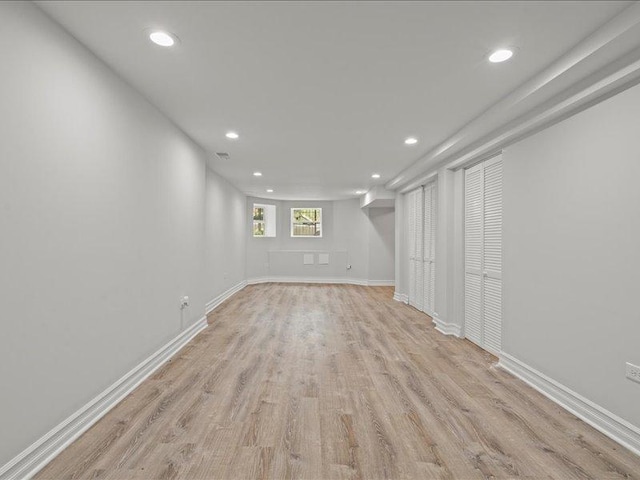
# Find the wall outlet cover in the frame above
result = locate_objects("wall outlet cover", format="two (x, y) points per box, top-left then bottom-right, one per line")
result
(626, 362), (640, 384)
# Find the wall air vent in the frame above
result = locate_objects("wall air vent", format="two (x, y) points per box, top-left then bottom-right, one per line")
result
(215, 152), (230, 161)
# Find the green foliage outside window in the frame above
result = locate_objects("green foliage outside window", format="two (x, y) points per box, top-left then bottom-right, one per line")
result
(253, 206), (265, 236)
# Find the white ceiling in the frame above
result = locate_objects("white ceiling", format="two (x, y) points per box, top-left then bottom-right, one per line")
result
(38, 0), (630, 200)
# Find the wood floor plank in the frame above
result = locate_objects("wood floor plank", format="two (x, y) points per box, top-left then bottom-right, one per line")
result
(35, 283), (640, 479)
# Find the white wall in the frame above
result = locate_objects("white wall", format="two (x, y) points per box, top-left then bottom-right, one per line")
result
(246, 197), (394, 283)
(333, 199), (370, 282)
(0, 1), (245, 467)
(367, 207), (395, 282)
(502, 81), (640, 428)
(245, 198), (334, 279)
(204, 168), (247, 299)
(394, 191), (407, 297)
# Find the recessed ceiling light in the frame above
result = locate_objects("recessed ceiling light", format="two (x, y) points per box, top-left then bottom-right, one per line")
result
(266, 189), (274, 193)
(371, 173), (381, 179)
(253, 172), (262, 177)
(149, 31), (177, 47)
(489, 49), (513, 63)
(225, 131), (239, 139)
(355, 190), (365, 195)
(404, 137), (418, 145)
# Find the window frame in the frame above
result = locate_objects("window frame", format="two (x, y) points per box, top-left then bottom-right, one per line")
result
(290, 207), (323, 238)
(253, 203), (276, 238)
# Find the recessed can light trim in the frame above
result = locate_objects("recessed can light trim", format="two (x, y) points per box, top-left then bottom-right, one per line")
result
(149, 30), (178, 47)
(489, 49), (513, 63)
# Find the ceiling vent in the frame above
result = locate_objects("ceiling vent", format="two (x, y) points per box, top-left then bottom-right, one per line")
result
(215, 152), (230, 161)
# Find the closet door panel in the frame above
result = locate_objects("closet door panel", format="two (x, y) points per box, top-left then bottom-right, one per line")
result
(483, 157), (503, 279)
(464, 164), (483, 346)
(482, 156), (503, 354)
(465, 275), (483, 344)
(422, 183), (434, 314)
(429, 184), (437, 313)
(414, 189), (424, 311)
(483, 277), (502, 354)
(407, 190), (417, 306)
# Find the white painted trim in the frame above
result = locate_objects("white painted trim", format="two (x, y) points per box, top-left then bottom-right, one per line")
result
(432, 317), (462, 337)
(0, 317), (208, 480)
(498, 352), (640, 457)
(205, 280), (248, 315)
(248, 276), (358, 285)
(420, 306), (435, 318)
(367, 279), (395, 287)
(393, 292), (408, 303)
(247, 277), (394, 287)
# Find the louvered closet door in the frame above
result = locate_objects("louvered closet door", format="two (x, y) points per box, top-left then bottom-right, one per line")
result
(464, 156), (503, 355)
(482, 156), (503, 355)
(422, 182), (436, 315)
(464, 164), (483, 346)
(407, 190), (417, 306)
(412, 188), (424, 311)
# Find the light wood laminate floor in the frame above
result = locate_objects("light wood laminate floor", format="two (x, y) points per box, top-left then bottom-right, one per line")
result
(37, 284), (640, 479)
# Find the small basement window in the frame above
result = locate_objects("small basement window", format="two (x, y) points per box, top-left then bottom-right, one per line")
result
(291, 207), (322, 237)
(253, 204), (276, 237)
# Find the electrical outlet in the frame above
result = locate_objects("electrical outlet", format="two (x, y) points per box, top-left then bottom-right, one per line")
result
(180, 296), (190, 309)
(626, 362), (640, 384)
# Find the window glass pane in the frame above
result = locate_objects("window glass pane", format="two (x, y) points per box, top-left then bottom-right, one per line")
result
(253, 221), (265, 236)
(291, 208), (322, 237)
(253, 206), (265, 236)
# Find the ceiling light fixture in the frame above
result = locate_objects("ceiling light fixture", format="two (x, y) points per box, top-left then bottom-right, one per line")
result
(371, 173), (381, 179)
(489, 49), (513, 63)
(266, 189), (274, 193)
(225, 131), (239, 139)
(253, 172), (262, 177)
(355, 190), (365, 195)
(404, 137), (418, 145)
(149, 31), (177, 47)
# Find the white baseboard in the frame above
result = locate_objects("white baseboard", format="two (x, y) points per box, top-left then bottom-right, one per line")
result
(393, 292), (408, 303)
(247, 277), (394, 287)
(423, 307), (436, 318)
(205, 280), (248, 315)
(433, 317), (463, 337)
(498, 352), (640, 457)
(247, 276), (353, 285)
(0, 317), (208, 480)
(367, 279), (395, 287)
